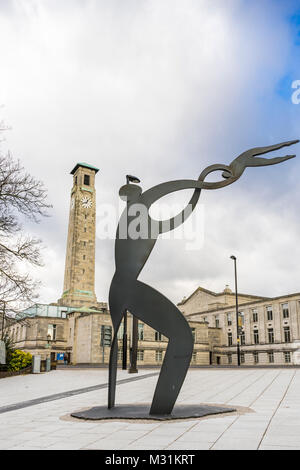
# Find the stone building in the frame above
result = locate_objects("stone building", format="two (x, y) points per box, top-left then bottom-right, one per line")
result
(178, 285), (300, 365)
(6, 301), (221, 366)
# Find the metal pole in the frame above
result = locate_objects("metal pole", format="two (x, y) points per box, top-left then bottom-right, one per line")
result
(1, 302), (6, 341)
(129, 315), (138, 373)
(122, 310), (128, 370)
(231, 256), (241, 366)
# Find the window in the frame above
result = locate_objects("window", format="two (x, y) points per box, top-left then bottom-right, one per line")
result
(284, 351), (291, 363)
(254, 329), (259, 344)
(252, 309), (258, 322)
(83, 255), (86, 260)
(137, 350), (144, 361)
(47, 324), (56, 341)
(268, 352), (274, 363)
(241, 352), (245, 364)
(240, 330), (245, 345)
(228, 332), (233, 346)
(268, 328), (274, 344)
(156, 350), (163, 362)
(267, 306), (273, 321)
(75, 176), (77, 185)
(253, 352), (259, 364)
(84, 174), (90, 186)
(117, 323), (124, 340)
(228, 354), (232, 364)
(215, 316), (220, 328)
(282, 303), (289, 319)
(284, 327), (291, 343)
(191, 328), (196, 341)
(84, 227), (87, 232)
(117, 349), (123, 361)
(227, 313), (232, 326)
(155, 331), (162, 341)
(138, 323), (144, 341)
(203, 316), (207, 323)
(192, 352), (197, 362)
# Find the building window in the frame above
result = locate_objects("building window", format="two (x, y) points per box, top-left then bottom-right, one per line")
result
(268, 352), (274, 363)
(252, 309), (258, 322)
(138, 323), (144, 341)
(155, 331), (162, 341)
(227, 313), (232, 326)
(84, 174), (90, 186)
(268, 328), (274, 344)
(284, 351), (291, 363)
(240, 330), (245, 345)
(137, 350), (144, 361)
(192, 352), (197, 362)
(284, 327), (291, 343)
(47, 324), (56, 341)
(83, 255), (86, 260)
(75, 176), (77, 185)
(241, 352), (245, 364)
(228, 332), (233, 346)
(266, 306), (273, 321)
(228, 354), (232, 364)
(254, 330), (259, 344)
(253, 352), (259, 364)
(282, 303), (289, 319)
(155, 350), (163, 362)
(117, 323), (124, 340)
(84, 227), (87, 232)
(191, 328), (196, 341)
(117, 349), (123, 361)
(203, 316), (207, 323)
(215, 316), (220, 328)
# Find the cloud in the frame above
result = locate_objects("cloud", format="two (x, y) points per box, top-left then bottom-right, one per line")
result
(0, 0), (299, 305)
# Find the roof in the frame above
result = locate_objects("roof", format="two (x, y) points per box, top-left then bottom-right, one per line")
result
(185, 291), (300, 318)
(177, 286), (268, 306)
(70, 162), (99, 175)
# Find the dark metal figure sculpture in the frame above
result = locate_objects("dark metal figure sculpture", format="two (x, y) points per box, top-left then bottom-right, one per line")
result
(108, 140), (298, 416)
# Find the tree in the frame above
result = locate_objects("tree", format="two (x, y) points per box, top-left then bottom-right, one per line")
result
(0, 125), (51, 316)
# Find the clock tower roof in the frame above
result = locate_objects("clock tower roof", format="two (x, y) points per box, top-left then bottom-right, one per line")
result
(70, 162), (99, 175)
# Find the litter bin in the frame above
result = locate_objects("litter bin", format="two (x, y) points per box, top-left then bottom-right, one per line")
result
(32, 355), (41, 374)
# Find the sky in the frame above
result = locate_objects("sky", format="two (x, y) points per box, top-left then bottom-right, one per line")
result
(0, 0), (300, 306)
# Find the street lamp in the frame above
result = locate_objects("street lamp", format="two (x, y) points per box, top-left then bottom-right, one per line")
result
(230, 255), (241, 366)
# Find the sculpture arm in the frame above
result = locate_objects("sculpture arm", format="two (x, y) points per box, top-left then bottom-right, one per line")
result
(143, 164), (238, 234)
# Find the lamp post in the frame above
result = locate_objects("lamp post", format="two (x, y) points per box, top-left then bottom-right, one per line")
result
(230, 255), (241, 366)
(125, 174), (140, 374)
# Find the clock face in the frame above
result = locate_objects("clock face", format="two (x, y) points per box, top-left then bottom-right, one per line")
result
(81, 196), (92, 209)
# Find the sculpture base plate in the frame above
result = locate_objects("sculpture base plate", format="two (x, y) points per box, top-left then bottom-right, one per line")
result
(71, 404), (236, 421)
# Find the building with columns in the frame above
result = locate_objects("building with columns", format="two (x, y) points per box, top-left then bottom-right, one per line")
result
(178, 285), (300, 366)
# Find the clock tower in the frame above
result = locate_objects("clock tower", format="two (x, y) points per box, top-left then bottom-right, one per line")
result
(58, 162), (99, 307)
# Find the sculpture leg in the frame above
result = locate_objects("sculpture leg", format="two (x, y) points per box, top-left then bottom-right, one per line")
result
(127, 280), (194, 415)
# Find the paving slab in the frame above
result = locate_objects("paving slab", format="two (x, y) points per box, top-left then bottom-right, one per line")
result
(0, 367), (300, 450)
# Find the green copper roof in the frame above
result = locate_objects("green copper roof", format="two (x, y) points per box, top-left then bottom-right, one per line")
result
(70, 162), (99, 175)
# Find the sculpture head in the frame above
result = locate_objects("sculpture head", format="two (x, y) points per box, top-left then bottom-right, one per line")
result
(119, 184), (142, 202)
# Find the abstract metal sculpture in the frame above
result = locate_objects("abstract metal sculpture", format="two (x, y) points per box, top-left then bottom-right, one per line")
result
(107, 139), (298, 416)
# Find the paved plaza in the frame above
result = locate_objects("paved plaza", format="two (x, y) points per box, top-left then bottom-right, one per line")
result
(0, 367), (300, 450)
